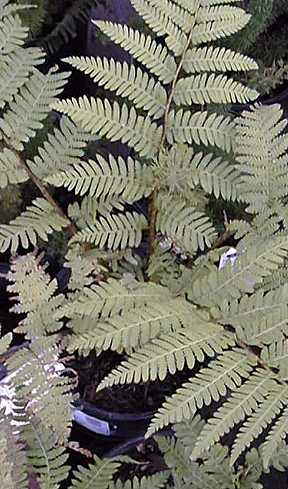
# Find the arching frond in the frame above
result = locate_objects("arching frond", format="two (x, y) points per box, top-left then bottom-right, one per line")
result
(191, 370), (276, 460)
(0, 198), (69, 253)
(64, 56), (167, 119)
(230, 383), (287, 465)
(183, 46), (258, 73)
(58, 279), (169, 319)
(156, 196), (216, 252)
(167, 109), (234, 152)
(0, 67), (69, 151)
(68, 298), (203, 356)
(47, 155), (155, 203)
(93, 21), (177, 84)
(70, 212), (146, 251)
(53, 97), (161, 158)
(174, 74), (258, 106)
(98, 325), (233, 389)
(147, 349), (254, 437)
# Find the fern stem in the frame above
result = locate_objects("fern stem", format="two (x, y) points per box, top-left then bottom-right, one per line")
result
(1, 137), (78, 237)
(148, 12), (198, 258)
(19, 158), (77, 236)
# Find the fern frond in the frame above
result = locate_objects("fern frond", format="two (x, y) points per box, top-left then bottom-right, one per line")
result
(0, 198), (69, 253)
(130, 0), (187, 56)
(172, 0), (200, 15)
(7, 337), (73, 443)
(183, 46), (258, 73)
(189, 236), (288, 307)
(156, 196), (216, 252)
(193, 14), (251, 46)
(173, 74), (258, 106)
(53, 97), (161, 158)
(0, 14), (27, 54)
(261, 406), (288, 470)
(23, 418), (69, 489)
(113, 473), (169, 489)
(64, 56), (167, 120)
(58, 278), (168, 319)
(70, 212), (146, 251)
(235, 104), (288, 214)
(70, 455), (121, 489)
(68, 300), (192, 355)
(28, 116), (90, 180)
(98, 325), (233, 389)
(236, 304), (288, 346)
(0, 47), (44, 110)
(217, 284), (288, 331)
(189, 150), (240, 200)
(191, 370), (276, 459)
(0, 148), (28, 188)
(0, 67), (69, 151)
(47, 155), (155, 203)
(230, 383), (287, 465)
(147, 349), (254, 436)
(261, 341), (288, 379)
(167, 109), (234, 152)
(93, 21), (177, 84)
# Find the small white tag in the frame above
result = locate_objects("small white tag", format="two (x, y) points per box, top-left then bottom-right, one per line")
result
(219, 247), (237, 270)
(73, 409), (111, 436)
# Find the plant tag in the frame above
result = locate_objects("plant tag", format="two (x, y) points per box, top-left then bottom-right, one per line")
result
(72, 409), (111, 436)
(219, 247), (237, 270)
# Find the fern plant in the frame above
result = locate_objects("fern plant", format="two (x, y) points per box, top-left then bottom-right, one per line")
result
(2, 0), (288, 487)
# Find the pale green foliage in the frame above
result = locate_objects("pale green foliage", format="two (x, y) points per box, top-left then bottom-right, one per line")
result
(1, 0), (288, 486)
(48, 154), (155, 202)
(0, 198), (69, 253)
(70, 456), (121, 489)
